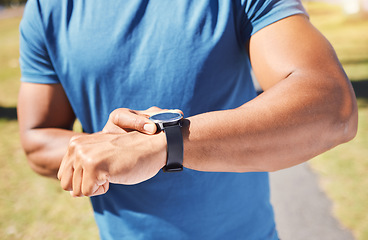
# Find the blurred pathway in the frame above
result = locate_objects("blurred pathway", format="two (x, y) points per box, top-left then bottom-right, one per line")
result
(270, 162), (355, 240)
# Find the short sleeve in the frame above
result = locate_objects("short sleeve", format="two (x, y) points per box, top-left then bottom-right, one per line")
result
(240, 0), (307, 43)
(19, 0), (59, 84)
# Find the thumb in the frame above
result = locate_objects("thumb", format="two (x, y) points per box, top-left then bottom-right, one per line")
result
(111, 109), (157, 134)
(142, 122), (157, 134)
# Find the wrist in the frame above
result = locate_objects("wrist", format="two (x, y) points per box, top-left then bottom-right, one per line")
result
(150, 131), (167, 169)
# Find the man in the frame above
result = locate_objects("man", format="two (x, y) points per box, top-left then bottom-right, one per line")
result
(17, 0), (357, 239)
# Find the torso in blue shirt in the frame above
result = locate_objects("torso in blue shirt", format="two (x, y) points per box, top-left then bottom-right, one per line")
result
(20, 0), (306, 239)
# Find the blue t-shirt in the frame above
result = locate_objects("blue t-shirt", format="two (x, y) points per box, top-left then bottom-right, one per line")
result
(20, 1), (306, 239)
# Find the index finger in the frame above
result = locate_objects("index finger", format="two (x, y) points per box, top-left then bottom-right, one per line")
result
(109, 108), (157, 134)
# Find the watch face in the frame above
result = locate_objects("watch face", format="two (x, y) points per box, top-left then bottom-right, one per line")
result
(149, 112), (183, 123)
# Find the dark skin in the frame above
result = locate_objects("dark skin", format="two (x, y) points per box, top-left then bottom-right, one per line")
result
(18, 15), (358, 197)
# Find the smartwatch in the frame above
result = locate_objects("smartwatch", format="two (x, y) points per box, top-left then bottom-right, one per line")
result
(149, 112), (184, 172)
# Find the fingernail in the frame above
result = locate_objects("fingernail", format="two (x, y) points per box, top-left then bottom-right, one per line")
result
(143, 124), (155, 133)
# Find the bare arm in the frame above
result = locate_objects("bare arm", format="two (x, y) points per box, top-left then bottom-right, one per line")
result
(182, 15), (358, 172)
(17, 83), (82, 178)
(17, 83), (160, 179)
(57, 15), (358, 197)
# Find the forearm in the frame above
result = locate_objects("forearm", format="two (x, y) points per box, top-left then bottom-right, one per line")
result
(21, 128), (85, 178)
(182, 72), (358, 172)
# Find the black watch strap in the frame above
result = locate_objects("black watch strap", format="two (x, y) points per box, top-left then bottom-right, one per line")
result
(162, 124), (183, 172)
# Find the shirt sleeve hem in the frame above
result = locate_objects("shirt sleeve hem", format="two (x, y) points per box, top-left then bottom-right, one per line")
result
(250, 11), (308, 37)
(20, 74), (60, 84)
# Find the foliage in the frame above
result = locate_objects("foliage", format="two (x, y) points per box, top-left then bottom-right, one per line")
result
(0, 0), (26, 7)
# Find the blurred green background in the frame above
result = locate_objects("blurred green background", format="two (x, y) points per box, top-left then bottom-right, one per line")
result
(0, 1), (367, 240)
(305, 2), (368, 240)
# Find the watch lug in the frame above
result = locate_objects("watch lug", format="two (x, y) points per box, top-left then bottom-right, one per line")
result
(162, 164), (183, 172)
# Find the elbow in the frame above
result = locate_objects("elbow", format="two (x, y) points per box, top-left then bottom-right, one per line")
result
(338, 106), (358, 144)
(26, 154), (58, 178)
(20, 132), (59, 179)
(343, 112), (358, 143)
(331, 86), (358, 145)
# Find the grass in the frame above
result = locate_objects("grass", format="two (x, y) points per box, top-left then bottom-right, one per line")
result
(0, 18), (21, 107)
(0, 2), (367, 240)
(0, 121), (98, 240)
(304, 2), (368, 240)
(0, 17), (98, 240)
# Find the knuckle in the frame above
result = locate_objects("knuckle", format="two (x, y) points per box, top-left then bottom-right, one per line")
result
(73, 189), (82, 197)
(60, 180), (71, 191)
(133, 117), (145, 130)
(69, 135), (79, 143)
(74, 146), (83, 158)
(128, 108), (137, 114)
(108, 111), (116, 122)
(149, 106), (160, 111)
(109, 110), (120, 124)
(82, 187), (93, 197)
(82, 156), (96, 170)
(69, 135), (82, 148)
(110, 108), (127, 122)
(74, 147), (90, 164)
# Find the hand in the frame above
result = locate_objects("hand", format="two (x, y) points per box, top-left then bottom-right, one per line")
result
(102, 106), (183, 134)
(57, 106), (183, 197)
(57, 131), (166, 197)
